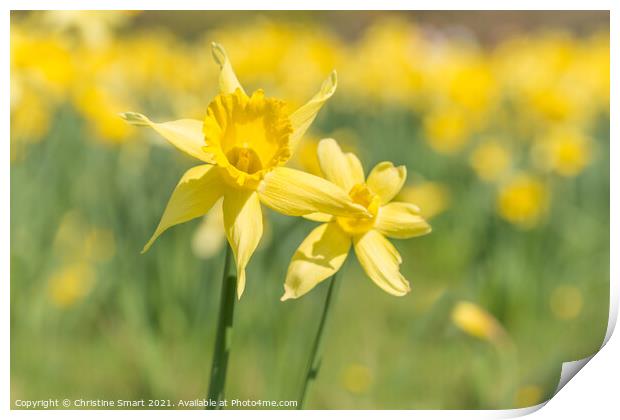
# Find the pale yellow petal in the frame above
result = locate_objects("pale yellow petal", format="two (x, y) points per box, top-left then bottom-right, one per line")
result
(211, 42), (246, 96)
(282, 222), (351, 300)
(119, 112), (212, 163)
(375, 202), (432, 239)
(222, 189), (263, 299)
(191, 199), (225, 259)
(366, 162), (407, 204)
(303, 212), (334, 222)
(317, 138), (365, 190)
(289, 71), (337, 151)
(258, 167), (369, 217)
(143, 165), (223, 253)
(353, 230), (410, 296)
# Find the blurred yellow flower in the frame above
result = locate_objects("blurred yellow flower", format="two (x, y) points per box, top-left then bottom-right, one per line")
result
(397, 182), (450, 220)
(514, 385), (544, 408)
(192, 200), (226, 259)
(282, 139), (431, 300)
(451, 301), (507, 344)
(40, 10), (136, 47)
(549, 285), (583, 320)
(292, 129), (359, 177)
(497, 174), (549, 228)
(75, 87), (134, 142)
(423, 106), (472, 154)
(340, 18), (425, 108)
(83, 228), (117, 263)
(341, 363), (373, 394)
(470, 140), (512, 183)
(191, 199), (272, 260)
(122, 43), (367, 298)
(48, 263), (95, 309)
(533, 126), (593, 177)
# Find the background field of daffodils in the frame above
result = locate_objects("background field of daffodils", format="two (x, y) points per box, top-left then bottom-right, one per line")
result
(10, 11), (609, 409)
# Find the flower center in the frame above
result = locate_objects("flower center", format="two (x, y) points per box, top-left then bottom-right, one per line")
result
(203, 89), (292, 189)
(226, 146), (263, 174)
(336, 183), (380, 235)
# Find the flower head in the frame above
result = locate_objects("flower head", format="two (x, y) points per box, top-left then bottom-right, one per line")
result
(497, 173), (549, 229)
(121, 43), (368, 298)
(282, 139), (431, 300)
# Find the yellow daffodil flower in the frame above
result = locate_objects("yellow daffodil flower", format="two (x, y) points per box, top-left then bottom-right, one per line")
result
(497, 173), (549, 228)
(282, 139), (431, 300)
(121, 43), (368, 298)
(451, 301), (507, 345)
(469, 140), (512, 183)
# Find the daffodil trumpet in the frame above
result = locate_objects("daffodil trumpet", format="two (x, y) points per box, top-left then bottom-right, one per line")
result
(121, 43), (367, 409)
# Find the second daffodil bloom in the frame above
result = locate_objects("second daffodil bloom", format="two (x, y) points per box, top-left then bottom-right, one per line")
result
(121, 43), (368, 298)
(282, 139), (432, 300)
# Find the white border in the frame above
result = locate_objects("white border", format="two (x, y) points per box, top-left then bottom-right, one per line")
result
(3, 2), (616, 419)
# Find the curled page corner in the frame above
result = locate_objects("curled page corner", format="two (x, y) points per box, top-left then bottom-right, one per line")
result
(547, 273), (618, 402)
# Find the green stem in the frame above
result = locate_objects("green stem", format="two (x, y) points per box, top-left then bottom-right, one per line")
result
(206, 245), (236, 409)
(297, 272), (340, 409)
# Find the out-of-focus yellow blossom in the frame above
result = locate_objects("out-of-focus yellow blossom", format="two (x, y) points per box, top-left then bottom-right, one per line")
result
(340, 18), (425, 109)
(494, 31), (608, 129)
(74, 86), (135, 142)
(192, 200), (226, 259)
(122, 44), (368, 298)
(206, 22), (342, 107)
(292, 129), (360, 177)
(470, 140), (512, 183)
(451, 301), (507, 345)
(424, 42), (498, 117)
(191, 200), (273, 260)
(39, 10), (137, 47)
(514, 385), (544, 408)
(11, 25), (75, 97)
(48, 263), (96, 308)
(341, 363), (373, 394)
(397, 182), (450, 220)
(83, 228), (117, 263)
(10, 79), (54, 161)
(283, 139), (431, 300)
(54, 210), (117, 264)
(423, 106), (472, 154)
(549, 285), (583, 320)
(533, 126), (593, 177)
(497, 174), (549, 228)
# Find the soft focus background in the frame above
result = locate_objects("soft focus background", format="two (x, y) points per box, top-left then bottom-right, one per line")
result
(10, 11), (609, 409)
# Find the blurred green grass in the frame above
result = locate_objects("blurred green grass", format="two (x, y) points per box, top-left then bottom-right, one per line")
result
(10, 98), (609, 409)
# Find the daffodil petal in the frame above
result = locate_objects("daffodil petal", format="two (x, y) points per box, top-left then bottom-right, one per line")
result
(317, 138), (365, 190)
(119, 112), (212, 163)
(143, 165), (223, 253)
(353, 230), (410, 296)
(289, 71), (337, 151)
(223, 189), (263, 299)
(375, 202), (432, 239)
(366, 162), (407, 204)
(282, 222), (351, 300)
(258, 167), (368, 217)
(303, 212), (334, 222)
(191, 199), (226, 259)
(211, 42), (246, 96)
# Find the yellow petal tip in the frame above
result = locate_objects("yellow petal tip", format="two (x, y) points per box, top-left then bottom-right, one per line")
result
(119, 112), (150, 126)
(280, 288), (297, 302)
(323, 70), (337, 96)
(211, 42), (227, 68)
